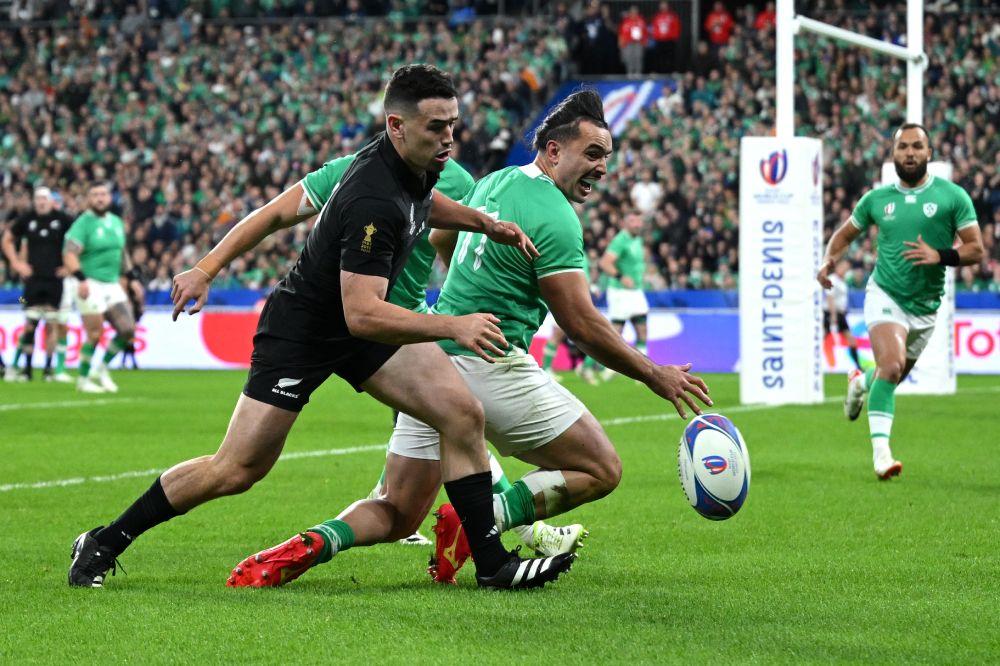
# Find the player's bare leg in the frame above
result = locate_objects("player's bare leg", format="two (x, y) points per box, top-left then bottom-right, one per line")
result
(69, 396), (299, 587)
(89, 302), (136, 392)
(77, 312), (105, 392)
(865, 322), (909, 479)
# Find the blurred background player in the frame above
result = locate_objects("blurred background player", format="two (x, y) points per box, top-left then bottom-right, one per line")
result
(823, 259), (861, 370)
(819, 123), (984, 480)
(1, 187), (74, 382)
(63, 182), (142, 393)
(598, 211), (649, 380)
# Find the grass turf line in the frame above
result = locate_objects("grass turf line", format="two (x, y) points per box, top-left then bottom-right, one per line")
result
(1, 371), (998, 662)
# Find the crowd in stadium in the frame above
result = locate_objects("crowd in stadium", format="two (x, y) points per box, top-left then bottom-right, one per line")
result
(1, 1), (998, 295)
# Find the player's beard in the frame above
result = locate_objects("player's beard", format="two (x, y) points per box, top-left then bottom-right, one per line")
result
(91, 203), (110, 215)
(893, 158), (927, 186)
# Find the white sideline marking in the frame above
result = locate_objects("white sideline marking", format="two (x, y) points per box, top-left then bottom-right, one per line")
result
(0, 398), (139, 412)
(2, 385), (997, 493)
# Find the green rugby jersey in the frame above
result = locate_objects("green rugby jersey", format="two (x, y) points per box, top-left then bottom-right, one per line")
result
(850, 175), (978, 316)
(605, 229), (645, 289)
(64, 210), (126, 283)
(301, 154), (475, 311)
(435, 163), (586, 357)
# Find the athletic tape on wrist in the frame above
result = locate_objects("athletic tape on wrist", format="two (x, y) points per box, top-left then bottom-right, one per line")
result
(194, 255), (222, 279)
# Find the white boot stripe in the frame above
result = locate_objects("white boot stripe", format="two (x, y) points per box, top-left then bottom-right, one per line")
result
(511, 560), (530, 586)
(540, 557), (553, 574)
(526, 558), (542, 581)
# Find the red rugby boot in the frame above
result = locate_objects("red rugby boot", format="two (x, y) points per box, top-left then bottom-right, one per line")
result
(428, 503), (471, 584)
(227, 531), (324, 588)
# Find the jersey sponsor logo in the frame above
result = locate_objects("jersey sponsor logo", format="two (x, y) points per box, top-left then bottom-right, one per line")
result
(361, 223), (377, 253)
(272, 377), (302, 399)
(28, 220), (37, 231)
(904, 194), (917, 204)
(923, 203), (937, 217)
(702, 455), (728, 475)
(759, 149), (788, 186)
(883, 202), (895, 217)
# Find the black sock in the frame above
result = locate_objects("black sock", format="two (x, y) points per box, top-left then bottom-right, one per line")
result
(96, 476), (182, 555)
(848, 345), (861, 369)
(44, 354), (53, 371)
(444, 471), (508, 577)
(23, 353), (32, 380)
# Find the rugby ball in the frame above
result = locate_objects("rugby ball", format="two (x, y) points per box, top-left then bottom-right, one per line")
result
(677, 413), (750, 520)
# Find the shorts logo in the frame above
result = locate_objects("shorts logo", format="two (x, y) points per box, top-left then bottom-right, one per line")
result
(272, 377), (302, 399)
(883, 203), (895, 217)
(923, 203), (937, 217)
(882, 307), (892, 315)
(361, 223), (377, 253)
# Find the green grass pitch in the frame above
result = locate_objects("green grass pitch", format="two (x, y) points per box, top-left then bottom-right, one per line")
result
(2, 370), (998, 663)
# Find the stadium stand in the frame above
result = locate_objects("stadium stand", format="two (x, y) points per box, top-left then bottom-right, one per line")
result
(0, 1), (997, 295)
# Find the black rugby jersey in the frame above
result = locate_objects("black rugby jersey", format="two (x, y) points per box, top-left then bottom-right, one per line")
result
(8, 210), (74, 279)
(257, 133), (439, 344)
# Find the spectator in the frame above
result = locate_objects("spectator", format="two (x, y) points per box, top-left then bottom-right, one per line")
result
(572, 0), (620, 76)
(631, 169), (664, 215)
(618, 5), (648, 77)
(704, 1), (734, 49)
(754, 2), (776, 32)
(649, 1), (683, 73)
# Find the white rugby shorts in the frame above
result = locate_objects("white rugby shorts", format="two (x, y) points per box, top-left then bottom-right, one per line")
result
(864, 280), (936, 360)
(388, 353), (587, 460)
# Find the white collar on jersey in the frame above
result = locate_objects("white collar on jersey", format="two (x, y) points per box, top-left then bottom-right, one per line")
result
(519, 162), (556, 185)
(893, 174), (935, 194)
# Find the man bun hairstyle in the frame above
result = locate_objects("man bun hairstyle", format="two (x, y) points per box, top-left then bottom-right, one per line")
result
(383, 64), (458, 115)
(532, 88), (608, 152)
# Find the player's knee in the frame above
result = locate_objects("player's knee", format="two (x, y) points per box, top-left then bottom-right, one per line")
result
(438, 392), (485, 440)
(879, 359), (905, 384)
(593, 450), (623, 497)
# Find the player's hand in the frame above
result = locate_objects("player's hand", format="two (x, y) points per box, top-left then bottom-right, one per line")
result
(55, 266), (68, 278)
(648, 363), (712, 419)
(902, 234), (941, 266)
(485, 219), (540, 262)
(77, 280), (89, 300)
(13, 261), (32, 279)
(816, 257), (835, 289)
(450, 313), (509, 362)
(621, 275), (636, 289)
(171, 268), (211, 320)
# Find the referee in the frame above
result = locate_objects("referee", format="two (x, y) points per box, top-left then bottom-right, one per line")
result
(1, 187), (74, 382)
(70, 64), (571, 591)
(823, 259), (861, 369)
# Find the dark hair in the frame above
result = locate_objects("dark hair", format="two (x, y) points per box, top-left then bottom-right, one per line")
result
(383, 64), (457, 115)
(893, 122), (930, 145)
(89, 181), (111, 191)
(532, 89), (608, 151)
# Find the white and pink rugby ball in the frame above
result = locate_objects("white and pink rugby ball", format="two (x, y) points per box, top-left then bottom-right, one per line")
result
(677, 413), (750, 520)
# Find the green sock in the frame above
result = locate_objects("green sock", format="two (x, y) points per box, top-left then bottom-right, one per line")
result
(12, 347), (21, 367)
(79, 342), (97, 378)
(863, 367), (875, 391)
(492, 469), (513, 494)
(637, 342), (648, 356)
(367, 465), (387, 500)
(310, 519), (356, 564)
(102, 336), (125, 365)
(56, 337), (67, 374)
(494, 480), (535, 531)
(542, 339), (559, 370)
(868, 377), (896, 454)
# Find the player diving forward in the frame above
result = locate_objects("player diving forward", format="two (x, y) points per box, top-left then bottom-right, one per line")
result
(70, 65), (568, 591)
(228, 89), (711, 587)
(818, 123), (983, 479)
(298, 141), (586, 554)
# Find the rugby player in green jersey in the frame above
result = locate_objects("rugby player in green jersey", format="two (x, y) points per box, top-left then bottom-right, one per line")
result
(818, 123), (984, 480)
(598, 210), (650, 380)
(232, 90), (711, 587)
(63, 183), (143, 394)
(300, 152), (586, 553)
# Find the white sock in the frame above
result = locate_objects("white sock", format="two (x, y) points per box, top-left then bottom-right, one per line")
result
(522, 470), (568, 516)
(869, 411), (894, 465)
(513, 524), (534, 545)
(492, 494), (510, 532)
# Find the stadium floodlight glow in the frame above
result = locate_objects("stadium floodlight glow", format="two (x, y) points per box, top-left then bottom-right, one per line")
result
(776, 0), (927, 138)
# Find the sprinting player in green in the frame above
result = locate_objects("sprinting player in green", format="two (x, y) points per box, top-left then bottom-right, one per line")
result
(230, 90), (711, 588)
(818, 123), (984, 480)
(299, 150), (582, 552)
(63, 182), (143, 394)
(598, 211), (649, 379)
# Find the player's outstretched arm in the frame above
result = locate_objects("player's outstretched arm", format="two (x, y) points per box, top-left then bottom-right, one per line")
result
(428, 192), (539, 261)
(817, 220), (861, 289)
(171, 182), (315, 320)
(540, 270), (712, 418)
(341, 270), (508, 361)
(429, 229), (460, 268)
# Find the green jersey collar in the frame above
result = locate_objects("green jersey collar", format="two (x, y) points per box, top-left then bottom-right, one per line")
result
(893, 174), (935, 195)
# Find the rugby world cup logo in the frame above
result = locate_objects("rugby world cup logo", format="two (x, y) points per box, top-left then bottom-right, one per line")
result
(702, 455), (728, 475)
(760, 150), (788, 186)
(812, 153), (820, 188)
